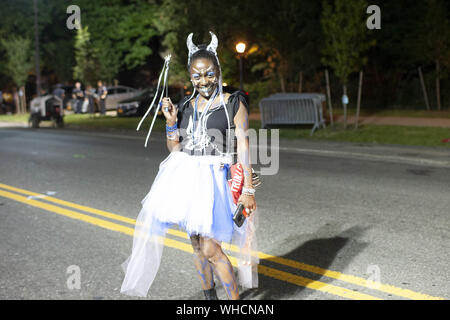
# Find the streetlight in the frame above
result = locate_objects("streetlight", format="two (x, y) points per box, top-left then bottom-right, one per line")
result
(235, 42), (246, 91)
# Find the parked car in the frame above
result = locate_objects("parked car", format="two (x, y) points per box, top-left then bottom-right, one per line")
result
(29, 94), (64, 128)
(117, 87), (184, 117)
(104, 86), (142, 110)
(117, 88), (157, 117)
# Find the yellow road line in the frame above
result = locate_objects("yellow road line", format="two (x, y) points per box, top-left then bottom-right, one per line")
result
(252, 253), (443, 300)
(0, 189), (135, 236)
(0, 188), (380, 300)
(0, 182), (444, 300)
(0, 183), (135, 225)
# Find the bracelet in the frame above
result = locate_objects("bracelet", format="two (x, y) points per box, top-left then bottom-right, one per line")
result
(242, 187), (255, 196)
(166, 123), (178, 132)
(167, 134), (178, 141)
(166, 128), (179, 140)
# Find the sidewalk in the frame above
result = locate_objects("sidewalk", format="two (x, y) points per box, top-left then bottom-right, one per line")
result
(274, 138), (450, 169)
(249, 111), (450, 128)
(335, 115), (450, 128)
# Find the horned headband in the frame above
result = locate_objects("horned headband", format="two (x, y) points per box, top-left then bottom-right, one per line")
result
(137, 31), (224, 148)
(187, 31), (218, 65)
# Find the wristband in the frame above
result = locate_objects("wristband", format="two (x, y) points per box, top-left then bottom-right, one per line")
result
(166, 127), (179, 140)
(166, 123), (178, 131)
(242, 187), (255, 196)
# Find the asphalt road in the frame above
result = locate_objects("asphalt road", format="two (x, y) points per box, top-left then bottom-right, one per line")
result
(0, 127), (449, 300)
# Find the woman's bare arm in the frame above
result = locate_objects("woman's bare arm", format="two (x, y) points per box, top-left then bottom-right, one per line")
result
(234, 100), (257, 211)
(161, 97), (181, 152)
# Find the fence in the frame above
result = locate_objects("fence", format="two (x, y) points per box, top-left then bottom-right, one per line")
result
(259, 93), (326, 135)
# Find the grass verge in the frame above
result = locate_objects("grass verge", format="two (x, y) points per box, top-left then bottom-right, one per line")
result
(258, 122), (450, 148)
(331, 108), (450, 119)
(1, 113), (449, 148)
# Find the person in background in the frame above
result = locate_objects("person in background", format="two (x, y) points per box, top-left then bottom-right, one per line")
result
(2, 91), (13, 114)
(72, 82), (84, 114)
(0, 90), (4, 114)
(85, 84), (96, 115)
(97, 81), (108, 115)
(52, 84), (65, 101)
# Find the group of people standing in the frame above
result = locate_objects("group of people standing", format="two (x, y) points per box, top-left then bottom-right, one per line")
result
(53, 81), (108, 115)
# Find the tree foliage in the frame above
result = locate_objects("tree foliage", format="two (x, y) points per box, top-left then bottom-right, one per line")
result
(0, 0), (449, 110)
(73, 25), (97, 84)
(416, 0), (450, 68)
(0, 36), (34, 88)
(74, 0), (158, 83)
(320, 0), (374, 85)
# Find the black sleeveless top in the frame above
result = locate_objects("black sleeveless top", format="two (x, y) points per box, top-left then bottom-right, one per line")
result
(176, 91), (248, 156)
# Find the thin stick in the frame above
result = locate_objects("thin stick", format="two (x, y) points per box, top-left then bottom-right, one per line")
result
(418, 67), (430, 111)
(355, 70), (363, 129)
(325, 69), (334, 125)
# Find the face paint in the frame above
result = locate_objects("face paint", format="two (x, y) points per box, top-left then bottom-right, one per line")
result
(190, 58), (218, 98)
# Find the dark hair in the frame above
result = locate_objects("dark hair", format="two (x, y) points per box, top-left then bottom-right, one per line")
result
(187, 44), (221, 75)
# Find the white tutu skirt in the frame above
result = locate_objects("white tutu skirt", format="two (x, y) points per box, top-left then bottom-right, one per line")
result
(120, 151), (259, 297)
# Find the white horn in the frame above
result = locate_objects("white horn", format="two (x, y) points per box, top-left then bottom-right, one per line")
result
(186, 33), (199, 56)
(207, 31), (218, 54)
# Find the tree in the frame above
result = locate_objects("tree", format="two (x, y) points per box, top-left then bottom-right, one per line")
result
(416, 0), (450, 111)
(74, 0), (158, 84)
(73, 25), (98, 85)
(321, 0), (374, 129)
(155, 0), (323, 98)
(0, 36), (33, 114)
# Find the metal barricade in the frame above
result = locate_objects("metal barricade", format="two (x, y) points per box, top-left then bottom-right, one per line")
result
(259, 93), (326, 135)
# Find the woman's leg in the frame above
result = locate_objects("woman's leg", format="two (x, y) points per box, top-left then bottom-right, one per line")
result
(200, 237), (240, 300)
(190, 235), (215, 290)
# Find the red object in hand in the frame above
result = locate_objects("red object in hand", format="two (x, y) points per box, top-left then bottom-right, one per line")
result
(441, 138), (450, 143)
(228, 163), (244, 205)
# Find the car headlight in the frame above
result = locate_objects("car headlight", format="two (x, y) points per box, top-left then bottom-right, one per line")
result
(119, 102), (139, 110)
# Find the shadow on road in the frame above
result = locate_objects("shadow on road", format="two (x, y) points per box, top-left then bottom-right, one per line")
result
(240, 224), (370, 300)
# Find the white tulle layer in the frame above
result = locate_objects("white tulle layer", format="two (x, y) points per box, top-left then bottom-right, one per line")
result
(120, 151), (259, 297)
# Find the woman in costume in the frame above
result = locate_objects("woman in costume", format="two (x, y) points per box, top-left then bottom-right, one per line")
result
(120, 32), (258, 300)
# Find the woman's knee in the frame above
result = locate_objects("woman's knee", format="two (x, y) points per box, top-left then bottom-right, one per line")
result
(201, 239), (223, 263)
(190, 235), (202, 255)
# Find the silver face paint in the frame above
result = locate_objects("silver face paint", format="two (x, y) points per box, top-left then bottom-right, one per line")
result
(190, 59), (218, 98)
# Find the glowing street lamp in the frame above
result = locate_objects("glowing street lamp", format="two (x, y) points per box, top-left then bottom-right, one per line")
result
(235, 42), (246, 90)
(236, 42), (246, 54)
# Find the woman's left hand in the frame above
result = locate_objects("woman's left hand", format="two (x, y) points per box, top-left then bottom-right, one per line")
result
(238, 194), (256, 216)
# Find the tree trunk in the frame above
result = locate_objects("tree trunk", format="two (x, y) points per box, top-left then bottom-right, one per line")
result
(342, 84), (347, 129)
(436, 59), (441, 111)
(279, 71), (286, 92)
(325, 69), (334, 125)
(418, 67), (430, 111)
(355, 70), (363, 129)
(298, 71), (303, 93)
(13, 90), (21, 114)
(20, 86), (27, 113)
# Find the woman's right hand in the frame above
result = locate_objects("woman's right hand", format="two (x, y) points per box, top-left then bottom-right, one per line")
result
(161, 97), (177, 125)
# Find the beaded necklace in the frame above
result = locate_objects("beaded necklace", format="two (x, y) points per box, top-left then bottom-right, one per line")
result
(192, 88), (219, 147)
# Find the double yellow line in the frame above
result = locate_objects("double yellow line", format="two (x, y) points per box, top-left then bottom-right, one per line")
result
(0, 182), (443, 300)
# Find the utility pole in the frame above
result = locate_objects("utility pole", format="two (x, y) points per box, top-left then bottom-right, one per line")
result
(33, 0), (41, 97)
(239, 55), (243, 91)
